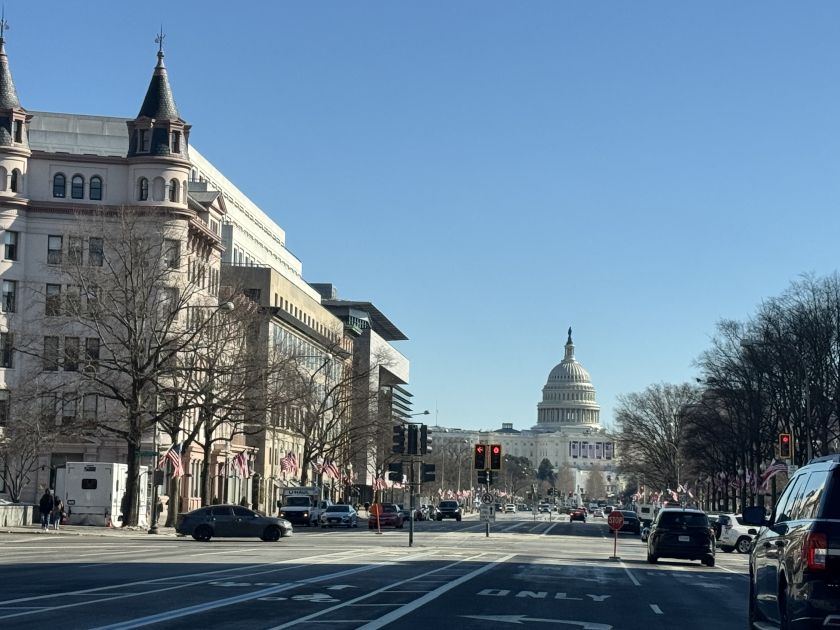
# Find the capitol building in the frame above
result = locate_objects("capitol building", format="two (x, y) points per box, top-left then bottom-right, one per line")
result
(431, 329), (620, 499)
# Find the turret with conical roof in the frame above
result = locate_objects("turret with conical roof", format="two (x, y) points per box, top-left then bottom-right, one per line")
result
(0, 14), (33, 199)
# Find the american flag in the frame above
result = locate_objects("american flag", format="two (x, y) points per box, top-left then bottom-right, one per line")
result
(311, 460), (326, 475)
(232, 450), (250, 479)
(158, 444), (184, 477)
(325, 460), (340, 480)
(372, 477), (387, 491)
(760, 459), (787, 491)
(281, 452), (298, 475)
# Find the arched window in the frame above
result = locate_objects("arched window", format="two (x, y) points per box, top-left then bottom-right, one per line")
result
(10, 169), (19, 193)
(71, 175), (84, 199)
(190, 169), (197, 181)
(138, 178), (148, 201)
(89, 176), (102, 201)
(53, 173), (66, 198)
(168, 179), (179, 202)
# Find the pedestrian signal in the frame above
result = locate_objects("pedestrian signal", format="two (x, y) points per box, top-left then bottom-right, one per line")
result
(489, 444), (502, 470)
(392, 425), (405, 454)
(477, 469), (488, 485)
(474, 444), (487, 470)
(422, 463), (436, 483)
(407, 424), (419, 455)
(779, 433), (792, 459)
(420, 425), (433, 455)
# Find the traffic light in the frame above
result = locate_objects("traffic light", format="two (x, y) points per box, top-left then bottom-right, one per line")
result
(568, 490), (573, 498)
(407, 424), (419, 455)
(477, 470), (488, 485)
(489, 444), (502, 470)
(420, 425), (433, 455)
(779, 433), (792, 459)
(639, 485), (645, 495)
(392, 425), (405, 454)
(547, 487), (553, 496)
(388, 462), (403, 481)
(422, 463), (436, 483)
(474, 444), (487, 470)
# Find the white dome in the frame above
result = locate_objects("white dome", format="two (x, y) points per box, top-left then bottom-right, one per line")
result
(547, 361), (591, 383)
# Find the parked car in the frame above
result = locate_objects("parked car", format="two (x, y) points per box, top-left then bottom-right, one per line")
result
(369, 503), (404, 529)
(438, 500), (462, 521)
(619, 510), (641, 534)
(714, 513), (754, 554)
(570, 508), (586, 523)
(176, 505), (292, 542)
(647, 508), (715, 567)
(593, 509), (604, 518)
(743, 454), (840, 629)
(320, 504), (359, 529)
(641, 525), (651, 542)
(504, 504), (517, 513)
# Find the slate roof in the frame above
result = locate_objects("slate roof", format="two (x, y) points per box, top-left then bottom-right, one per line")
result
(0, 40), (20, 110)
(137, 52), (180, 121)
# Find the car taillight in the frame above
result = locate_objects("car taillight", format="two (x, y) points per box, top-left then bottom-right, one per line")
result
(805, 532), (827, 570)
(724, 524), (733, 530)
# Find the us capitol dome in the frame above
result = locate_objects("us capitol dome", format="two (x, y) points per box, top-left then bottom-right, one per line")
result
(534, 328), (601, 431)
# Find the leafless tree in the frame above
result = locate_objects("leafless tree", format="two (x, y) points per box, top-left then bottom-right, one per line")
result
(585, 463), (606, 501)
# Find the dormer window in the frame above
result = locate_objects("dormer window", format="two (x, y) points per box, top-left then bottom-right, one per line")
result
(140, 130), (150, 152)
(13, 121), (22, 144)
(171, 131), (180, 154)
(138, 178), (149, 201)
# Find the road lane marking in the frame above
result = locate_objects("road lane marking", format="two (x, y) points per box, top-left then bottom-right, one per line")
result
(263, 554), (492, 630)
(539, 523), (558, 538)
(81, 552), (438, 630)
(618, 561), (641, 586)
(353, 554), (516, 630)
(716, 565), (749, 577)
(461, 615), (611, 629)
(650, 604), (663, 614)
(189, 547), (261, 557)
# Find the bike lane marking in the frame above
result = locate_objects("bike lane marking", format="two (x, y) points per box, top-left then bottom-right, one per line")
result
(539, 523), (559, 538)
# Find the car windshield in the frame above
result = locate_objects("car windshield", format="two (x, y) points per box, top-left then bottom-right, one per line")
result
(440, 501), (458, 507)
(284, 497), (311, 507)
(658, 512), (709, 527)
(326, 506), (350, 512)
(621, 512), (637, 518)
(382, 505), (397, 513)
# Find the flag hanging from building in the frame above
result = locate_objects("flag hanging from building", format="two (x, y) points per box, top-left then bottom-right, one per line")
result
(158, 444), (184, 477)
(325, 460), (341, 480)
(281, 453), (298, 476)
(232, 450), (250, 479)
(373, 477), (387, 491)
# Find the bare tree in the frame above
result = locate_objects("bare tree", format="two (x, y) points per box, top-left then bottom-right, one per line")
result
(585, 463), (606, 501)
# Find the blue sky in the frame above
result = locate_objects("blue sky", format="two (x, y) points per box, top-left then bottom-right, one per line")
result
(12, 2), (840, 431)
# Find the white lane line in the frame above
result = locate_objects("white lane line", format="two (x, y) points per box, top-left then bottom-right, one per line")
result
(263, 554), (490, 630)
(189, 547), (261, 557)
(650, 604), (663, 614)
(501, 522), (526, 533)
(0, 549), (356, 608)
(539, 523), (558, 538)
(353, 554), (517, 630)
(619, 561), (641, 586)
(84, 552), (437, 630)
(528, 523), (546, 533)
(716, 565), (749, 577)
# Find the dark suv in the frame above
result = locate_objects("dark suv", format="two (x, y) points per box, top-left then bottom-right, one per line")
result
(647, 508), (715, 567)
(437, 500), (462, 521)
(743, 455), (840, 629)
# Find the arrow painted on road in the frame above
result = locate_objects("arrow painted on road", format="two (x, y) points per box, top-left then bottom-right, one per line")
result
(462, 616), (612, 630)
(327, 585), (357, 591)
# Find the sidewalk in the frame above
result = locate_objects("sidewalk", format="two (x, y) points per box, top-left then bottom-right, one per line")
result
(0, 524), (179, 537)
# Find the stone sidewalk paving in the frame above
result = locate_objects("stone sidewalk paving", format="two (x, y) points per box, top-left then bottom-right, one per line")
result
(0, 523), (178, 537)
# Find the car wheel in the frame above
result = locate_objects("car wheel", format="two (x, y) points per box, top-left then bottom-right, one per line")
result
(778, 576), (790, 630)
(263, 525), (282, 542)
(437, 516), (442, 521)
(193, 525), (212, 542)
(748, 573), (763, 628)
(721, 545), (734, 553)
(702, 554), (715, 567)
(736, 537), (752, 554)
(456, 516), (461, 522)
(646, 552), (658, 563)
(398, 520), (404, 529)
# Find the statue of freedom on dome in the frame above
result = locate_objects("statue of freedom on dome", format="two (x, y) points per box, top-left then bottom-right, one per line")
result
(567, 327), (572, 343)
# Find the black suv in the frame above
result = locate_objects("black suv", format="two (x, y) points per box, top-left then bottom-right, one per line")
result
(437, 500), (462, 521)
(647, 508), (715, 567)
(743, 455), (840, 629)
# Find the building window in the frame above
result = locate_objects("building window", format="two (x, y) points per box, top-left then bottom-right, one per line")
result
(171, 131), (181, 154)
(0, 332), (12, 368)
(13, 120), (21, 143)
(53, 173), (66, 198)
(45, 284), (61, 316)
(86, 286), (99, 317)
(71, 175), (84, 199)
(162, 239), (180, 269)
(10, 169), (19, 193)
(66, 285), (81, 315)
(68, 236), (83, 266)
(138, 178), (148, 201)
(47, 235), (62, 265)
(168, 179), (179, 202)
(4, 230), (17, 261)
(2, 280), (15, 313)
(140, 130), (150, 152)
(89, 176), (102, 201)
(64, 337), (79, 372)
(88, 237), (103, 267)
(0, 390), (8, 425)
(44, 336), (59, 371)
(83, 394), (98, 421)
(84, 338), (100, 372)
(62, 396), (76, 424)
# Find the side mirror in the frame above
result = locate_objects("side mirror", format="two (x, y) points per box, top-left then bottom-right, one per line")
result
(742, 505), (767, 526)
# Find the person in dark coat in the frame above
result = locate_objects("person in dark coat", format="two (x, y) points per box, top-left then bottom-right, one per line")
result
(39, 491), (54, 531)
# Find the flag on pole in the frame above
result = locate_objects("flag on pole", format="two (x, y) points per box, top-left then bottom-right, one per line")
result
(281, 453), (298, 476)
(158, 444), (184, 477)
(232, 450), (250, 479)
(325, 460), (341, 480)
(760, 460), (787, 491)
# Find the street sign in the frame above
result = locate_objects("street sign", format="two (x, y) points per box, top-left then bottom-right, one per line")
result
(480, 505), (495, 523)
(482, 492), (494, 504)
(369, 503), (383, 517)
(607, 511), (624, 531)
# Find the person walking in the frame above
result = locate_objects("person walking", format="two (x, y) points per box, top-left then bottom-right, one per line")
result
(51, 495), (64, 531)
(38, 490), (54, 532)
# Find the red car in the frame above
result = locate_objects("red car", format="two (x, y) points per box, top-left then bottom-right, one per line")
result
(369, 503), (404, 529)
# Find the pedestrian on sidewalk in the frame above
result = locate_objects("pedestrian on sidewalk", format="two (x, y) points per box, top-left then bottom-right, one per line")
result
(38, 490), (54, 531)
(51, 495), (64, 531)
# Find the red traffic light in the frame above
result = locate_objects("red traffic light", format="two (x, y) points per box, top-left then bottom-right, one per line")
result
(477, 446), (484, 453)
(492, 446), (500, 454)
(782, 436), (790, 443)
(474, 444), (487, 470)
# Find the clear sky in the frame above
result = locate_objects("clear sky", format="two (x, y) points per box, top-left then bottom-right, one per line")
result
(12, 2), (840, 431)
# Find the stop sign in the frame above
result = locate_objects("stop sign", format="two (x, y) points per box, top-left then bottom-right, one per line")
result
(608, 511), (624, 531)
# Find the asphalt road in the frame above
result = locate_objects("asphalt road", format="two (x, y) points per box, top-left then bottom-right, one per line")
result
(0, 512), (749, 630)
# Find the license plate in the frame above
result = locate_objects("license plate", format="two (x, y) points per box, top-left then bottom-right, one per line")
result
(679, 535), (690, 542)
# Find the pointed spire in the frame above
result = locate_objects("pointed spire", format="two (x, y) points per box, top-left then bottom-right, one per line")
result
(0, 9), (21, 110)
(137, 27), (179, 120)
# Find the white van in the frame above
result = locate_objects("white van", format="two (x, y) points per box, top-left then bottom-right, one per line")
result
(56, 462), (149, 527)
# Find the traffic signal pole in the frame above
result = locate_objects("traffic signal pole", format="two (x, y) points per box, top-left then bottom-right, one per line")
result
(409, 459), (415, 548)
